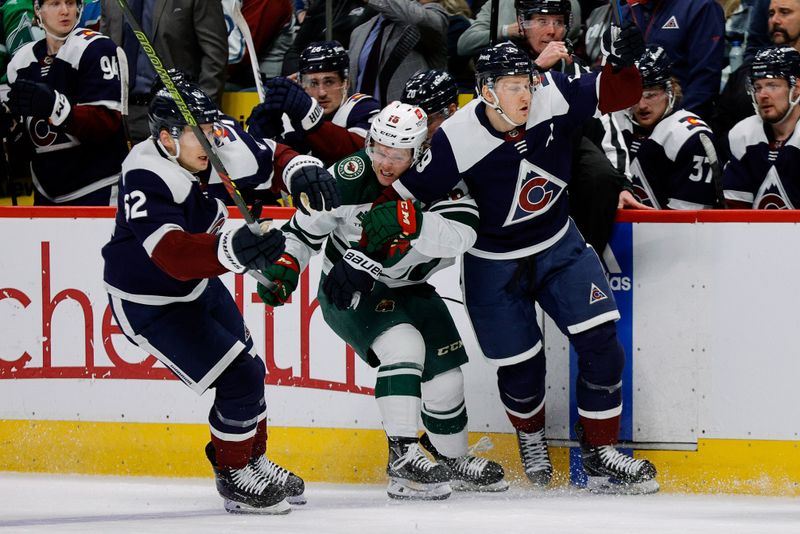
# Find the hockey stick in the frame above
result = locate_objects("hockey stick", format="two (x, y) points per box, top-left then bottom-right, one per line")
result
(228, 0), (265, 102)
(489, 0), (499, 45)
(114, 0), (276, 288)
(609, 0), (624, 26)
(698, 132), (725, 208)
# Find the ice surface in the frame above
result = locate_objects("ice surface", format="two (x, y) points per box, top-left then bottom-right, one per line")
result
(0, 473), (798, 534)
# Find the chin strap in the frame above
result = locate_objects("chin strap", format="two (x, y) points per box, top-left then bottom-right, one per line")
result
(750, 79), (800, 125)
(156, 135), (181, 164)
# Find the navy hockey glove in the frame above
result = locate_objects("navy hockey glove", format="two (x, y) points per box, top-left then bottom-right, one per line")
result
(8, 79), (72, 125)
(262, 77), (323, 133)
(322, 249), (381, 310)
(601, 21), (645, 69)
(217, 224), (286, 273)
(257, 253), (300, 307)
(360, 200), (423, 254)
(246, 105), (285, 139)
(284, 155), (341, 215)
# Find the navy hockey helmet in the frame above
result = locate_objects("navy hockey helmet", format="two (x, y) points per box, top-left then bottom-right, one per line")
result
(637, 45), (672, 88)
(475, 42), (534, 91)
(299, 41), (349, 78)
(402, 70), (458, 116)
(148, 73), (220, 139)
(749, 46), (800, 86)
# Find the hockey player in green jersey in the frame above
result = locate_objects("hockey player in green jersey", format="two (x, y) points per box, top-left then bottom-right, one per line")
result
(256, 101), (508, 500)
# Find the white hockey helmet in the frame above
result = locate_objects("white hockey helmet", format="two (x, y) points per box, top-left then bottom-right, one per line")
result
(366, 101), (429, 165)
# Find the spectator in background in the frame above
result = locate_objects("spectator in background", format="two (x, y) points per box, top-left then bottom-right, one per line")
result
(80, 0), (101, 29)
(100, 0), (227, 143)
(6, 0), (127, 206)
(428, 0), (474, 93)
(282, 0), (376, 76)
(608, 45), (721, 210)
(248, 40), (379, 166)
(457, 0), (580, 60)
(401, 68), (459, 140)
(712, 0), (800, 163)
(0, 0), (43, 83)
(348, 0), (448, 106)
(745, 0), (773, 60)
(622, 0), (725, 121)
(723, 46), (800, 208)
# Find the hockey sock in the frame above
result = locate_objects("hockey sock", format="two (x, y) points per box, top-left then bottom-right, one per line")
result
(496, 352), (546, 433)
(251, 415), (268, 458)
(421, 368), (468, 458)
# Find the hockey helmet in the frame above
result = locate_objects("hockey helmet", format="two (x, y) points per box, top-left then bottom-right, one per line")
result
(515, 0), (571, 32)
(366, 101), (428, 165)
(749, 46), (800, 86)
(299, 41), (349, 78)
(475, 42), (534, 91)
(148, 72), (220, 139)
(402, 70), (458, 116)
(636, 45), (672, 88)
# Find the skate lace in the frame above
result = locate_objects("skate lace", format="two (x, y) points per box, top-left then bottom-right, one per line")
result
(518, 429), (550, 469)
(597, 446), (647, 475)
(391, 443), (437, 473)
(231, 463), (273, 495)
(253, 455), (291, 485)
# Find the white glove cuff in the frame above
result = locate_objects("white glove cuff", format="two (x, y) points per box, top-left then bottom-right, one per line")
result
(50, 90), (72, 126)
(343, 249), (381, 280)
(217, 228), (247, 273)
(300, 97), (324, 131)
(283, 155), (324, 192)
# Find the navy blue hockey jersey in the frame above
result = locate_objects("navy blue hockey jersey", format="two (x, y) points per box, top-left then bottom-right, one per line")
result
(723, 115), (800, 209)
(392, 70), (601, 259)
(102, 120), (278, 303)
(7, 27), (127, 203)
(614, 109), (718, 209)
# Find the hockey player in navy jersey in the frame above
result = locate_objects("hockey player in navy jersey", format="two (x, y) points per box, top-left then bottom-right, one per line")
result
(356, 40), (660, 494)
(5, 0), (127, 205)
(257, 102), (508, 500)
(608, 45), (721, 210)
(723, 46), (800, 208)
(102, 76), (340, 515)
(247, 40), (380, 166)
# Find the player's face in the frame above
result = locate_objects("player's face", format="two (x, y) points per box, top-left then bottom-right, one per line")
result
(174, 124), (215, 173)
(38, 0), (79, 38)
(493, 75), (533, 125)
(752, 78), (794, 123)
(631, 86), (669, 128)
(369, 142), (414, 186)
(521, 14), (567, 55)
(301, 72), (347, 116)
(769, 0), (800, 47)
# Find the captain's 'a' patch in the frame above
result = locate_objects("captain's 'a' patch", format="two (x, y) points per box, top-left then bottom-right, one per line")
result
(589, 283), (608, 304)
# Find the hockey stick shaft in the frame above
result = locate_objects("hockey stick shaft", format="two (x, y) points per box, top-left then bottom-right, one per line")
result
(115, 0), (276, 289)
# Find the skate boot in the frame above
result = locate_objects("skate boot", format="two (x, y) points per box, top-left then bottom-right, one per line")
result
(251, 455), (307, 505)
(205, 442), (290, 514)
(419, 433), (508, 492)
(516, 428), (553, 487)
(576, 423), (659, 495)
(386, 436), (452, 500)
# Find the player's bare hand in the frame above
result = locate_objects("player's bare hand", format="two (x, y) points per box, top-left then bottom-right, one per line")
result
(618, 190), (654, 210)
(534, 41), (572, 70)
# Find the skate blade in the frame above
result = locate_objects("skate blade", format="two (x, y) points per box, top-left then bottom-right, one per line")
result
(387, 479), (452, 501)
(223, 498), (292, 515)
(287, 494), (307, 505)
(584, 476), (660, 495)
(523, 470), (553, 488)
(451, 479), (510, 492)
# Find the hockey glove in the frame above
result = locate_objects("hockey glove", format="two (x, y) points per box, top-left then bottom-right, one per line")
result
(8, 79), (72, 126)
(257, 253), (300, 307)
(360, 200), (423, 254)
(600, 21), (645, 69)
(246, 105), (285, 140)
(284, 155), (341, 215)
(262, 77), (324, 133)
(322, 249), (381, 310)
(217, 224), (286, 273)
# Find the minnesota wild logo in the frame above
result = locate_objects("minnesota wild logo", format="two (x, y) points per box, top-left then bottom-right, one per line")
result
(337, 156), (365, 180)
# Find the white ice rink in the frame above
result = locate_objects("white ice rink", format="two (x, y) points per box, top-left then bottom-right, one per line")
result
(0, 473), (798, 534)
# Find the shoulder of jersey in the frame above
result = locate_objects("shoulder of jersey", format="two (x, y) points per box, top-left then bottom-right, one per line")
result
(59, 27), (115, 67)
(439, 99), (481, 135)
(646, 110), (710, 158)
(342, 93), (380, 117)
(122, 141), (194, 201)
(728, 114), (766, 159)
(6, 40), (37, 78)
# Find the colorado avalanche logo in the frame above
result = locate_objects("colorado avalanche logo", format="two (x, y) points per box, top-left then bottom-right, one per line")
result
(29, 118), (58, 147)
(503, 160), (566, 226)
(754, 167), (795, 209)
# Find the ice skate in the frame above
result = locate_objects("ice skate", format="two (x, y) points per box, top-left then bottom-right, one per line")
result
(517, 428), (553, 487)
(576, 424), (659, 495)
(205, 443), (291, 515)
(419, 433), (508, 492)
(251, 454), (307, 505)
(386, 436), (452, 500)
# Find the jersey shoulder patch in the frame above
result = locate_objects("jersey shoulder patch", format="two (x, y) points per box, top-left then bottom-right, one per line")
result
(336, 152), (368, 180)
(651, 110), (711, 161)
